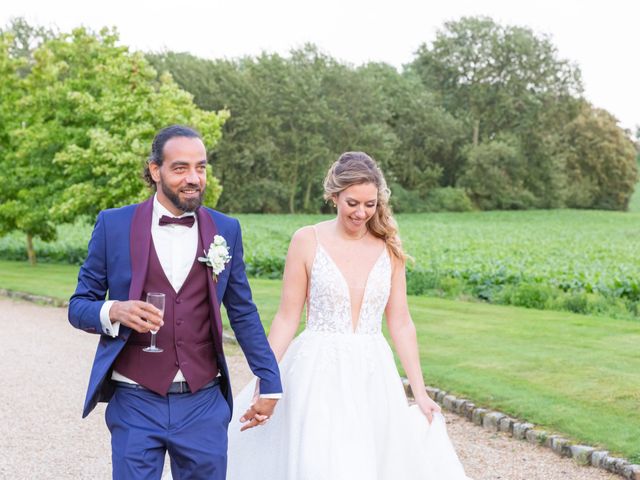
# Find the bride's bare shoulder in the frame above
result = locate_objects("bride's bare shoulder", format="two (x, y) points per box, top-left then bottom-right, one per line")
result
(291, 220), (332, 243)
(288, 224), (319, 253)
(291, 225), (314, 242)
(287, 225), (321, 267)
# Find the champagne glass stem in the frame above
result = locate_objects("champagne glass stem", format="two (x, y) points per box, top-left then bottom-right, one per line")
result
(150, 331), (158, 350)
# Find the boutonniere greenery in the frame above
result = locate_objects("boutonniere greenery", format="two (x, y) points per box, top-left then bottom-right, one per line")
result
(198, 235), (232, 280)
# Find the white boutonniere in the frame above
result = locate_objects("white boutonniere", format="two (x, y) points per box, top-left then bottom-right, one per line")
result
(198, 235), (232, 280)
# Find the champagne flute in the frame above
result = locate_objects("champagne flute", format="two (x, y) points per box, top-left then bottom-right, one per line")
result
(143, 292), (164, 353)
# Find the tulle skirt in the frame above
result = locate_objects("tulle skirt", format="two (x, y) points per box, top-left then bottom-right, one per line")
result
(226, 329), (470, 479)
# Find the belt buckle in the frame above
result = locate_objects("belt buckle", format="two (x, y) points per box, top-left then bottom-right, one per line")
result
(179, 381), (186, 393)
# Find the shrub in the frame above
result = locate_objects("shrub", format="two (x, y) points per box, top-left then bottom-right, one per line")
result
(560, 103), (638, 211)
(506, 283), (556, 310)
(389, 183), (425, 213)
(424, 187), (474, 212)
(406, 268), (441, 295)
(390, 185), (474, 213)
(244, 255), (285, 279)
(438, 276), (466, 297)
(562, 293), (589, 314)
(458, 137), (537, 210)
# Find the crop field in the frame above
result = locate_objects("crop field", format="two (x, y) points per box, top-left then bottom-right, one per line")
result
(2, 209), (639, 318)
(239, 210), (640, 318)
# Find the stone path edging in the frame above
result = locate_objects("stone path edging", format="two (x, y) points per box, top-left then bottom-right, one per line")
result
(401, 380), (640, 480)
(0, 288), (69, 307)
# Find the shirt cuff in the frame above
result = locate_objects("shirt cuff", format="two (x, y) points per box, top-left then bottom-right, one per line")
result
(259, 393), (282, 399)
(253, 378), (282, 399)
(100, 300), (120, 337)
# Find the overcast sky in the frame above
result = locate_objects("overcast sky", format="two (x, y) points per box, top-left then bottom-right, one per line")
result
(2, 0), (638, 132)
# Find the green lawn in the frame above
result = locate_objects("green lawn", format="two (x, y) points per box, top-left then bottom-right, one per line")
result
(1, 259), (638, 460)
(0, 260), (80, 300)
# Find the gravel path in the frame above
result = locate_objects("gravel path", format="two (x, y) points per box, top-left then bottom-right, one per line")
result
(0, 297), (617, 479)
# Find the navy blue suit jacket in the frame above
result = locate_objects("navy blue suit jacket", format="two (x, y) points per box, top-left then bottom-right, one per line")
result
(69, 197), (282, 418)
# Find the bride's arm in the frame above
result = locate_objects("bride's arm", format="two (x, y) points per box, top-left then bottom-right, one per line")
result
(267, 227), (312, 362)
(385, 255), (441, 422)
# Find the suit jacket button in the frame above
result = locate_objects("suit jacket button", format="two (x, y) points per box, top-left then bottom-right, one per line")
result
(175, 298), (182, 304)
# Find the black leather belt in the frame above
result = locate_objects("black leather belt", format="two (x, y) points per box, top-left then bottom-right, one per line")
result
(113, 377), (220, 394)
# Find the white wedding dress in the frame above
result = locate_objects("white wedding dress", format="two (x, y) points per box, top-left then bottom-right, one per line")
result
(226, 242), (471, 479)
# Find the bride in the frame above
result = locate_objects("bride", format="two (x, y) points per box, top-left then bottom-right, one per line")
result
(227, 152), (470, 479)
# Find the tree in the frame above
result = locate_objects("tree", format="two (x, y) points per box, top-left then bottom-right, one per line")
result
(0, 26), (226, 264)
(358, 63), (465, 189)
(458, 135), (535, 210)
(410, 16), (585, 208)
(284, 46), (397, 213)
(0, 17), (55, 75)
(559, 103), (638, 210)
(411, 16), (582, 147)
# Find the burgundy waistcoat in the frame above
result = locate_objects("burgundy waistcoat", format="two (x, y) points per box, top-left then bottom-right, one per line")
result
(113, 236), (218, 395)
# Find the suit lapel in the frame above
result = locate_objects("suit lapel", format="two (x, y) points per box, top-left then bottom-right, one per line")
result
(197, 207), (224, 352)
(128, 197), (154, 301)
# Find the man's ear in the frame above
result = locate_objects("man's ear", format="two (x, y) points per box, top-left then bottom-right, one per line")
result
(149, 161), (161, 183)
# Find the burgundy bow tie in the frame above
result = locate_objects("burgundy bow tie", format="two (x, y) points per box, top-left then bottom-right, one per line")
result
(158, 215), (195, 228)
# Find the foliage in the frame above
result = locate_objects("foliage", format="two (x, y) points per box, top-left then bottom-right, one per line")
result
(358, 63), (465, 188)
(410, 16), (594, 209)
(1, 13), (637, 254)
(458, 136), (536, 209)
(0, 17), (55, 75)
(391, 185), (473, 213)
(0, 34), (21, 173)
(146, 21), (636, 214)
(560, 102), (638, 210)
(149, 47), (397, 214)
(411, 16), (582, 147)
(423, 187), (474, 212)
(0, 25), (226, 262)
(388, 183), (425, 213)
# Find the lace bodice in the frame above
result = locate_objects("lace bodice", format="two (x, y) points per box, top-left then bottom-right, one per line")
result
(306, 244), (391, 334)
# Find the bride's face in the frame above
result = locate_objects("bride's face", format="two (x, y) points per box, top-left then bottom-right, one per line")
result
(334, 182), (378, 233)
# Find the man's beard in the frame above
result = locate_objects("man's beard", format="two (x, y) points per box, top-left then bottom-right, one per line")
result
(160, 181), (204, 213)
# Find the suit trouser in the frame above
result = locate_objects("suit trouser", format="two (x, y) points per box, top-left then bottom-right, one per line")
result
(106, 382), (231, 480)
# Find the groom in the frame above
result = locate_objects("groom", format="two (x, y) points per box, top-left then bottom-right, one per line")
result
(69, 125), (282, 479)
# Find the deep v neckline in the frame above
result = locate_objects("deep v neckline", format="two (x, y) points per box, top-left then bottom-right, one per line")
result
(315, 243), (387, 333)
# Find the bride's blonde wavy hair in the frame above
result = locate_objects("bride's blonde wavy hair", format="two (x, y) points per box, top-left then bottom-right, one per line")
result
(323, 152), (407, 262)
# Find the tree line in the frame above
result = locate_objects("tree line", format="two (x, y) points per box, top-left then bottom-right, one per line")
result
(0, 17), (638, 261)
(146, 16), (638, 214)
